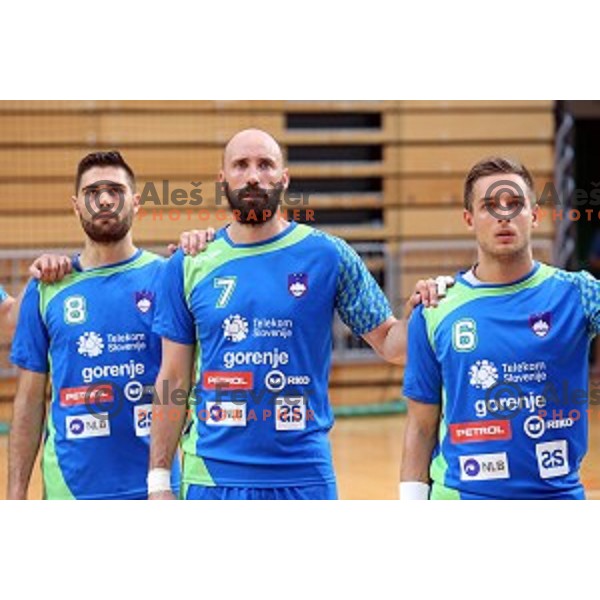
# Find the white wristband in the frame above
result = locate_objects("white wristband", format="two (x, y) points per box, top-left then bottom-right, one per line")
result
(399, 482), (430, 500)
(147, 468), (172, 494)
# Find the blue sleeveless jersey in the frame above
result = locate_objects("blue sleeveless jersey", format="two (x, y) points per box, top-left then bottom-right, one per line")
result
(153, 222), (392, 488)
(404, 263), (600, 499)
(11, 249), (180, 499)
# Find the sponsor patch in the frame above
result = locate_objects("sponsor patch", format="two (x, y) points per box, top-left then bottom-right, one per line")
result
(450, 420), (512, 444)
(66, 413), (110, 439)
(134, 404), (152, 437)
(60, 384), (114, 407)
(206, 401), (247, 427)
(459, 452), (510, 481)
(275, 396), (306, 431)
(536, 440), (569, 479)
(203, 371), (253, 390)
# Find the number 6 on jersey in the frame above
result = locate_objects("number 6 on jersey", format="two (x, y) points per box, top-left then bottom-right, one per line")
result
(452, 318), (477, 352)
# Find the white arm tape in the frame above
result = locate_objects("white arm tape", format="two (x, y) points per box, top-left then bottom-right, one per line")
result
(147, 468), (172, 494)
(399, 481), (430, 500)
(434, 276), (454, 298)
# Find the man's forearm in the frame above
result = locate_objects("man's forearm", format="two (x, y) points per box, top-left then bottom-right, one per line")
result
(150, 374), (189, 470)
(7, 393), (46, 499)
(400, 421), (437, 482)
(381, 318), (406, 365)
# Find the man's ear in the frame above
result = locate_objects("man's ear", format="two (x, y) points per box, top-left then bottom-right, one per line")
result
(132, 192), (141, 215)
(281, 168), (290, 191)
(531, 202), (539, 229)
(463, 208), (474, 231)
(71, 195), (81, 217)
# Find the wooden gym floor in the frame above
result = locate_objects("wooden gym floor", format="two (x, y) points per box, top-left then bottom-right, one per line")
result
(1, 413), (600, 500)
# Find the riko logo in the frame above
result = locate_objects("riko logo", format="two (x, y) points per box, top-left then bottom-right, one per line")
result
(203, 372), (253, 390)
(77, 332), (105, 358)
(524, 415), (575, 439)
(459, 453), (510, 481)
(222, 315), (249, 343)
(469, 359), (499, 390)
(449, 420), (512, 444)
(265, 370), (286, 392)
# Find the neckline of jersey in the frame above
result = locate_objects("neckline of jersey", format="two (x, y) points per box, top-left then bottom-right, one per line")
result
(457, 261), (541, 289)
(72, 248), (143, 273)
(220, 221), (297, 249)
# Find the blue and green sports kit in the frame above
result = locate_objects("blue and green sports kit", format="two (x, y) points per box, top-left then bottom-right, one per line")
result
(153, 222), (392, 499)
(404, 263), (600, 500)
(11, 249), (180, 499)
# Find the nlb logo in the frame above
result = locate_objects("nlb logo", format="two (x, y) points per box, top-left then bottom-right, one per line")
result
(206, 401), (247, 427)
(450, 420), (512, 444)
(66, 413), (111, 439)
(459, 452), (510, 481)
(203, 371), (253, 390)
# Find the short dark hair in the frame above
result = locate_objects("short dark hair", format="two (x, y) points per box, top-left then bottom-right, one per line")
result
(464, 156), (535, 212)
(75, 151), (136, 193)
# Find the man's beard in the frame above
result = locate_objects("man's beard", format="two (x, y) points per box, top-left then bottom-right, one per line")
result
(224, 182), (284, 225)
(80, 209), (133, 244)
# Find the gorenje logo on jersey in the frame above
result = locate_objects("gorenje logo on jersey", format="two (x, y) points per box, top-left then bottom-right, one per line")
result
(223, 348), (289, 370)
(474, 391), (546, 418)
(222, 315), (249, 342)
(82, 360), (146, 384)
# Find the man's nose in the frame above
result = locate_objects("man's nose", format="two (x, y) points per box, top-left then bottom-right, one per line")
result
(97, 189), (116, 208)
(246, 167), (260, 186)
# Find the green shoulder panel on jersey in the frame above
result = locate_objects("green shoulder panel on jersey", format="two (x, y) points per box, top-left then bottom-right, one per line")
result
(422, 264), (557, 349)
(38, 250), (163, 320)
(182, 224), (314, 304)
